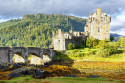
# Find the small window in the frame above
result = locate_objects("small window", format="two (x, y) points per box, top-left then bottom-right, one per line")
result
(98, 28), (100, 32)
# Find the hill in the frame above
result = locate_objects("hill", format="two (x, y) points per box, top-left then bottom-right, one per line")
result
(0, 14), (86, 48)
(110, 33), (125, 41)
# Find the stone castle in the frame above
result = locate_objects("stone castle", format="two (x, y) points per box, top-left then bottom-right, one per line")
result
(53, 8), (111, 50)
(85, 8), (111, 40)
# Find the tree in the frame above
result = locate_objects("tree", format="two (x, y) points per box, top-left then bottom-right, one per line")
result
(110, 36), (114, 41)
(67, 43), (75, 50)
(86, 36), (98, 47)
(119, 37), (125, 48)
(96, 39), (108, 48)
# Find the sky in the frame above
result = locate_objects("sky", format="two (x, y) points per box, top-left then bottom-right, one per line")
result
(0, 0), (125, 36)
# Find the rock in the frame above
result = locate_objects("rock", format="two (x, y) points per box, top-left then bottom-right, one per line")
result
(12, 63), (26, 69)
(32, 68), (50, 79)
(88, 75), (101, 78)
(3, 63), (27, 71)
(0, 64), (11, 70)
(8, 67), (50, 79)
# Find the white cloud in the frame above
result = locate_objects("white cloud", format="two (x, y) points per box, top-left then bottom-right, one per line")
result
(110, 28), (125, 36)
(0, 19), (10, 23)
(0, 0), (125, 36)
(110, 10), (125, 36)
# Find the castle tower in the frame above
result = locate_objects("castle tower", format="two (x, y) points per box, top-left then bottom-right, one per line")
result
(53, 29), (66, 50)
(85, 8), (111, 40)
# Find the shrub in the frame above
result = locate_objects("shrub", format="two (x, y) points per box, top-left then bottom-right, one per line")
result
(96, 39), (108, 48)
(72, 49), (78, 54)
(91, 50), (97, 55)
(75, 44), (85, 49)
(86, 36), (99, 48)
(118, 37), (125, 48)
(96, 42), (119, 57)
(53, 51), (71, 60)
(67, 43), (75, 50)
(96, 48), (110, 57)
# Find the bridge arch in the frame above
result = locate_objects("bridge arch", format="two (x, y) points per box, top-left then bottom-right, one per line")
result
(28, 53), (43, 65)
(42, 53), (51, 64)
(9, 47), (26, 63)
(12, 52), (25, 63)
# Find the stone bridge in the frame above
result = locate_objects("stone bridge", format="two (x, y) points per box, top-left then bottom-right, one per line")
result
(0, 47), (56, 64)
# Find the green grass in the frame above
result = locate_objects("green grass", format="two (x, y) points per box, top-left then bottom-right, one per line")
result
(0, 76), (125, 83)
(0, 76), (34, 83)
(67, 48), (97, 54)
(59, 48), (125, 62)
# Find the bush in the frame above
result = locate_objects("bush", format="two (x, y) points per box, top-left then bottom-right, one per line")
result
(86, 36), (99, 48)
(91, 50), (97, 55)
(67, 43), (75, 50)
(96, 42), (119, 57)
(96, 39), (108, 48)
(118, 37), (125, 48)
(75, 45), (85, 49)
(53, 51), (71, 60)
(96, 48), (110, 57)
(72, 49), (78, 54)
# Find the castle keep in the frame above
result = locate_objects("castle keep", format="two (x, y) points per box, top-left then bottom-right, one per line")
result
(53, 8), (111, 50)
(85, 8), (111, 40)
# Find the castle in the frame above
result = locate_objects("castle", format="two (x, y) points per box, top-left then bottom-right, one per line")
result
(53, 8), (111, 51)
(85, 8), (111, 40)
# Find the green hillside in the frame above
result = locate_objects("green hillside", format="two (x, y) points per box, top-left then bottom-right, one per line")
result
(0, 13), (86, 48)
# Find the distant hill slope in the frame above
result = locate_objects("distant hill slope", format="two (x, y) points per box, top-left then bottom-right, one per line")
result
(110, 33), (125, 41)
(0, 14), (86, 47)
(110, 33), (125, 37)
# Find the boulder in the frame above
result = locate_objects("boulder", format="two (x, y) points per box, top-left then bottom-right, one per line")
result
(8, 67), (50, 79)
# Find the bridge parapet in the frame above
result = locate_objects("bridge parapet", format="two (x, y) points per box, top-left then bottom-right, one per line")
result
(0, 47), (56, 64)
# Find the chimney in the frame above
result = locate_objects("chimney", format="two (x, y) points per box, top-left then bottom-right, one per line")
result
(58, 29), (62, 35)
(97, 8), (101, 18)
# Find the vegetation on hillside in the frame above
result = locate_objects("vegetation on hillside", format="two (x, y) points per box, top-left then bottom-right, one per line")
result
(0, 14), (86, 47)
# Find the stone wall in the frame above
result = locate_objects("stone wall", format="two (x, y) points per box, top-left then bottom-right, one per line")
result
(0, 47), (10, 64)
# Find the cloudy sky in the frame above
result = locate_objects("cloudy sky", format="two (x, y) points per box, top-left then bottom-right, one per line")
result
(0, 0), (125, 36)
